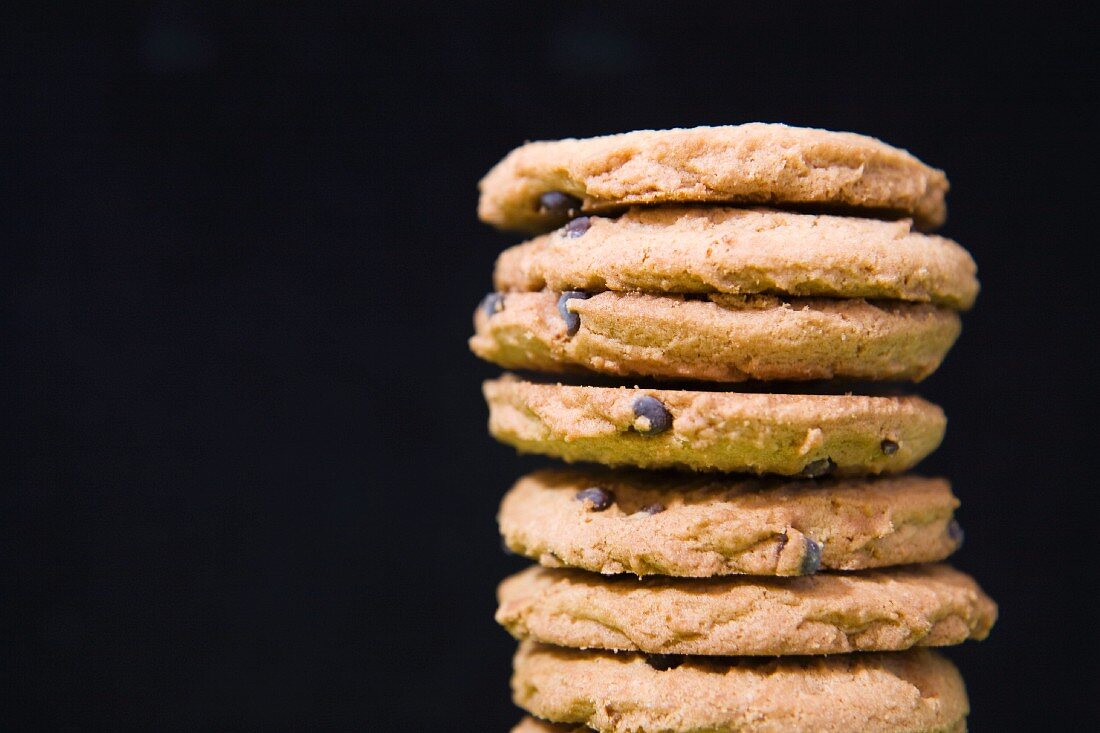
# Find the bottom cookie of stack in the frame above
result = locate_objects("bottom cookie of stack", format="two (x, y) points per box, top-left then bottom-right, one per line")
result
(511, 642), (968, 733)
(511, 717), (587, 733)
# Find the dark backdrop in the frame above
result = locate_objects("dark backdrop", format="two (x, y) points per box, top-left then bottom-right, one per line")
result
(7, 3), (1096, 730)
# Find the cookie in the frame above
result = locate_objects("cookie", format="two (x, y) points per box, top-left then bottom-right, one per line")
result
(512, 641), (968, 733)
(512, 718), (586, 733)
(471, 290), (960, 382)
(478, 124), (949, 233)
(498, 564), (996, 656)
(498, 469), (961, 576)
(484, 376), (945, 475)
(494, 207), (978, 309)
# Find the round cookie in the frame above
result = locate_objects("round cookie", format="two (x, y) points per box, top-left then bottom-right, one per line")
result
(512, 718), (587, 733)
(512, 641), (969, 733)
(494, 207), (978, 309)
(498, 469), (961, 576)
(483, 376), (945, 475)
(478, 124), (949, 233)
(471, 290), (961, 382)
(498, 564), (997, 656)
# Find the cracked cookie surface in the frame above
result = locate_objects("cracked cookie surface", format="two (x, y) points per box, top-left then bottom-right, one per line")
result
(495, 207), (977, 308)
(512, 718), (587, 733)
(497, 564), (996, 655)
(498, 469), (961, 576)
(472, 290), (961, 382)
(478, 124), (949, 232)
(512, 641), (968, 733)
(484, 376), (945, 475)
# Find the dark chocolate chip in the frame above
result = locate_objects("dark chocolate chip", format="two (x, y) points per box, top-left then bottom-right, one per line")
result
(557, 290), (589, 336)
(562, 216), (591, 238)
(880, 439), (899, 455)
(479, 292), (505, 318)
(799, 537), (823, 575)
(538, 191), (581, 218)
(948, 519), (964, 548)
(800, 458), (836, 478)
(639, 502), (666, 515)
(575, 487), (614, 511)
(632, 396), (672, 435)
(644, 654), (683, 671)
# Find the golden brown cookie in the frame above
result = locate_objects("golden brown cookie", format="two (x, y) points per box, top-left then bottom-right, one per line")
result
(472, 290), (961, 382)
(498, 469), (961, 576)
(478, 124), (949, 232)
(511, 718), (587, 733)
(512, 641), (968, 733)
(484, 376), (945, 475)
(494, 207), (978, 309)
(497, 564), (996, 655)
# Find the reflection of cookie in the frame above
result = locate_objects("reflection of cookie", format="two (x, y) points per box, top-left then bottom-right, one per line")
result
(484, 376), (945, 475)
(494, 207), (978, 309)
(478, 124), (949, 233)
(471, 290), (960, 382)
(513, 641), (968, 733)
(497, 469), (961, 576)
(512, 718), (586, 733)
(498, 565), (996, 656)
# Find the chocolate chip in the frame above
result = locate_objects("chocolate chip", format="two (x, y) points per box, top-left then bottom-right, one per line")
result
(632, 396), (672, 435)
(799, 537), (823, 575)
(639, 502), (666, 515)
(645, 654), (683, 671)
(948, 519), (964, 548)
(479, 292), (505, 318)
(562, 216), (591, 238)
(800, 458), (836, 478)
(557, 290), (589, 336)
(881, 439), (899, 455)
(538, 191), (582, 218)
(575, 487), (614, 511)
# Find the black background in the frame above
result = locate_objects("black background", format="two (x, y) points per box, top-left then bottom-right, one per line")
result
(7, 3), (1097, 730)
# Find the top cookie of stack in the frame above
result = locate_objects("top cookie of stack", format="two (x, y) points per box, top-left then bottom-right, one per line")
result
(472, 124), (977, 386)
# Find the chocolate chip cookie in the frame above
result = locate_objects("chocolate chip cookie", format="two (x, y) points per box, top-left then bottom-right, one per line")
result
(498, 564), (996, 656)
(494, 207), (977, 308)
(472, 290), (961, 382)
(484, 376), (945, 474)
(479, 124), (948, 232)
(498, 469), (961, 576)
(512, 641), (969, 733)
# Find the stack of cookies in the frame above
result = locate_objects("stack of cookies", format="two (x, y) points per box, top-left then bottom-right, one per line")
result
(471, 124), (996, 733)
